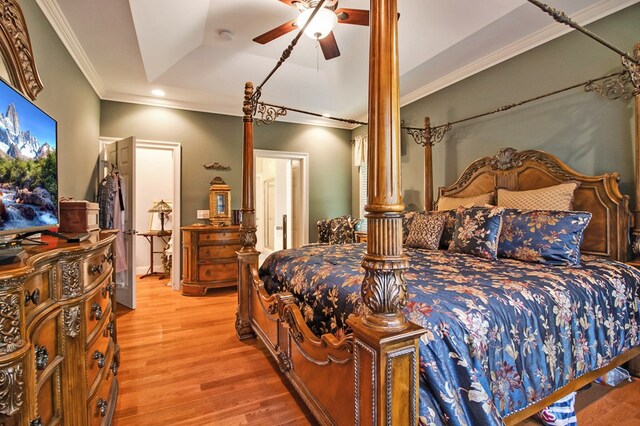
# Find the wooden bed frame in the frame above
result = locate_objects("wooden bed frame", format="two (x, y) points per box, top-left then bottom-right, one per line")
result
(235, 2), (640, 424)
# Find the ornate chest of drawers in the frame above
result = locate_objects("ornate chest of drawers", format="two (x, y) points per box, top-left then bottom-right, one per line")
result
(0, 231), (119, 426)
(181, 225), (240, 296)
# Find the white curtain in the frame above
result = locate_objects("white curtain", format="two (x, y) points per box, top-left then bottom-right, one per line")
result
(353, 135), (367, 167)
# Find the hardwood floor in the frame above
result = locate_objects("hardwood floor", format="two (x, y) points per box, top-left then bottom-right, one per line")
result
(113, 276), (314, 425)
(114, 276), (640, 425)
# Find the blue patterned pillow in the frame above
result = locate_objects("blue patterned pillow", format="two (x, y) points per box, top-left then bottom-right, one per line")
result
(449, 206), (505, 260)
(439, 210), (457, 249)
(498, 209), (591, 266)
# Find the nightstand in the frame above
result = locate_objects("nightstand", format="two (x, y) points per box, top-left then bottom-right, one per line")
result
(355, 231), (367, 243)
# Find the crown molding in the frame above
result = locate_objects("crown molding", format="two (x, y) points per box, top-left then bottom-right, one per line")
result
(399, 0), (639, 108)
(35, 0), (105, 97)
(101, 91), (356, 130)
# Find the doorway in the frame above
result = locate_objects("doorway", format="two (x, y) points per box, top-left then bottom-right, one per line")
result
(255, 150), (308, 264)
(100, 138), (182, 309)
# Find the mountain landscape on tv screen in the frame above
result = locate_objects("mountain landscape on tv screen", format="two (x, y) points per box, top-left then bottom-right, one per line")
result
(0, 102), (57, 232)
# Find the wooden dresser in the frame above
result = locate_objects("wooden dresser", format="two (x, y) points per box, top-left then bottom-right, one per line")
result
(0, 231), (119, 426)
(181, 225), (240, 296)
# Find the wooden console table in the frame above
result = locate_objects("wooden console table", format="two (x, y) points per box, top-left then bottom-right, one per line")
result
(137, 231), (172, 279)
(181, 225), (240, 296)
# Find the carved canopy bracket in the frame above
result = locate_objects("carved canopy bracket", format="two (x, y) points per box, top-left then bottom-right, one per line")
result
(0, 0), (43, 100)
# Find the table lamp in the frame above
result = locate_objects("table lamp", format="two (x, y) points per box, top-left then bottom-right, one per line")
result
(149, 200), (173, 235)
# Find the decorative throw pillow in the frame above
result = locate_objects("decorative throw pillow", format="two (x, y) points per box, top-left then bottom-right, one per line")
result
(436, 192), (494, 211)
(328, 215), (357, 244)
(405, 212), (447, 250)
(498, 209), (591, 266)
(496, 181), (579, 211)
(439, 210), (457, 249)
(449, 206), (505, 260)
(317, 219), (331, 243)
(402, 211), (418, 244)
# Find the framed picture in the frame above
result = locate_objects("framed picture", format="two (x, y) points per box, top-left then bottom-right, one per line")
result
(149, 201), (173, 232)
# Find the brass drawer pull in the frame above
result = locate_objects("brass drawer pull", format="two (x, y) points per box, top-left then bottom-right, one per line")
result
(90, 263), (104, 275)
(25, 288), (41, 306)
(102, 252), (114, 264)
(101, 282), (115, 298)
(30, 417), (43, 426)
(93, 350), (106, 368)
(91, 303), (103, 321)
(103, 321), (114, 338)
(96, 398), (108, 417)
(35, 345), (49, 370)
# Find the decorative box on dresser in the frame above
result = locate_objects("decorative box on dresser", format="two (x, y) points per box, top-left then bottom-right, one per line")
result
(181, 225), (240, 296)
(0, 231), (119, 426)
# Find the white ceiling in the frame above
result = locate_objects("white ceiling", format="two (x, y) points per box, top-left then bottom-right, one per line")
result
(38, 0), (638, 128)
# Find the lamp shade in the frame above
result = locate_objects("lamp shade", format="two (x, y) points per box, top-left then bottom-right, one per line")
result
(295, 8), (337, 40)
(149, 200), (173, 214)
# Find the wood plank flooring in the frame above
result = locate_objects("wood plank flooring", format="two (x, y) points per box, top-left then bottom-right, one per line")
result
(113, 276), (314, 425)
(114, 276), (640, 425)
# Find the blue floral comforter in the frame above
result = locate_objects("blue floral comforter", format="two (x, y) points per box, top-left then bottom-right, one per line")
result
(260, 243), (640, 425)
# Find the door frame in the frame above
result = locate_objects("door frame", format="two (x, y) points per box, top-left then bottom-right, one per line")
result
(254, 149), (309, 246)
(100, 138), (182, 291)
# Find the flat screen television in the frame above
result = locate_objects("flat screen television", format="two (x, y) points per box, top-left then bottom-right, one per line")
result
(0, 77), (57, 238)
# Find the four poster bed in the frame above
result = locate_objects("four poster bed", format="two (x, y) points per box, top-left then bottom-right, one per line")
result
(235, 1), (640, 425)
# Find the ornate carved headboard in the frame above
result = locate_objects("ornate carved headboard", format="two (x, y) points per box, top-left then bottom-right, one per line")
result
(0, 0), (43, 100)
(439, 148), (630, 262)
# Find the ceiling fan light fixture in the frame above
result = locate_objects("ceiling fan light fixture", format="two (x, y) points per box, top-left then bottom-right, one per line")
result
(296, 8), (337, 40)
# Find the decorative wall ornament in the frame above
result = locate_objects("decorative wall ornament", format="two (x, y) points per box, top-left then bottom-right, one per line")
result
(0, 362), (23, 415)
(203, 162), (231, 172)
(61, 261), (81, 298)
(0, 0), (43, 100)
(63, 306), (81, 338)
(0, 293), (23, 354)
(255, 102), (287, 126)
(585, 71), (638, 100)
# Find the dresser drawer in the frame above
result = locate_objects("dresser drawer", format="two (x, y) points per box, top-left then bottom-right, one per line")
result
(24, 269), (53, 318)
(198, 243), (241, 260)
(30, 310), (62, 382)
(84, 248), (113, 290)
(87, 331), (112, 395)
(85, 281), (112, 340)
(197, 262), (237, 282)
(87, 364), (115, 426)
(197, 230), (239, 243)
(35, 363), (62, 426)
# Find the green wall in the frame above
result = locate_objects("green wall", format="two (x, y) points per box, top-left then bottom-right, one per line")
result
(354, 4), (639, 212)
(22, 0), (101, 201)
(100, 101), (352, 240)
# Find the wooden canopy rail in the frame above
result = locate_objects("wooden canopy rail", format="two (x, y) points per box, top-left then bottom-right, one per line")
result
(403, 69), (637, 149)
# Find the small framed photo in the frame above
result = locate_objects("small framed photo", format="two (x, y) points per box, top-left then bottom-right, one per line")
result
(149, 201), (173, 232)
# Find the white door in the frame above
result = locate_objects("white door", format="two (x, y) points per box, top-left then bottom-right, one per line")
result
(105, 137), (137, 309)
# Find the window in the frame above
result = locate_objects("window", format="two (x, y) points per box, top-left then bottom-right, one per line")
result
(359, 162), (368, 222)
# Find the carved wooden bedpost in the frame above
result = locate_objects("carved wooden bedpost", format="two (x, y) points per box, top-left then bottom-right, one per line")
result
(347, 1), (425, 424)
(236, 81), (258, 339)
(424, 117), (434, 210)
(632, 44), (640, 259)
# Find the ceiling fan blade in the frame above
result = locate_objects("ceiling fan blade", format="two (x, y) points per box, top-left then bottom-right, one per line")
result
(335, 8), (369, 26)
(253, 19), (297, 44)
(319, 32), (340, 60)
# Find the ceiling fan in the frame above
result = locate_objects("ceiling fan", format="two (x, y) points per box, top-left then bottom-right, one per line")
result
(252, 0), (370, 60)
